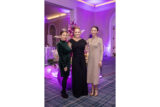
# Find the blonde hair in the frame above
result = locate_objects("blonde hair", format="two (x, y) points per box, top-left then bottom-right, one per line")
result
(74, 27), (80, 32)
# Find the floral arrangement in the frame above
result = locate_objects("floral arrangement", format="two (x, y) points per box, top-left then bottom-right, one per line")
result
(54, 20), (85, 39)
(68, 20), (79, 38)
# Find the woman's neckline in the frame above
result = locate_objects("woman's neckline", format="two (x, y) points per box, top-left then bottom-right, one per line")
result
(60, 40), (66, 42)
(92, 36), (98, 39)
(72, 38), (82, 42)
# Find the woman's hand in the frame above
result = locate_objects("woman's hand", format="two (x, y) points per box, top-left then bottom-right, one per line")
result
(68, 42), (72, 49)
(64, 67), (68, 72)
(84, 45), (88, 54)
(98, 61), (102, 67)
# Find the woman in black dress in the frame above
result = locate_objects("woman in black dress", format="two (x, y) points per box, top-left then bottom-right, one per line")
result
(69, 27), (88, 98)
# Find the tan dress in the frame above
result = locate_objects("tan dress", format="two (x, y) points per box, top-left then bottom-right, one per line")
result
(87, 37), (103, 85)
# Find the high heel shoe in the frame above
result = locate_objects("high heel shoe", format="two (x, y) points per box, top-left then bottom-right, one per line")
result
(90, 89), (94, 96)
(94, 89), (98, 96)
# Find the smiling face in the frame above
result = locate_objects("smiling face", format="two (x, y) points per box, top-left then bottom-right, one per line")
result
(60, 31), (67, 41)
(91, 27), (99, 36)
(74, 28), (81, 38)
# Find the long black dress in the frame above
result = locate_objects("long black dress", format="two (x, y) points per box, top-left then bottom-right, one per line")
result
(69, 39), (88, 98)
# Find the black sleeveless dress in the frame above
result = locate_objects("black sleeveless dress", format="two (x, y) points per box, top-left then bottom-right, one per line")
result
(69, 39), (88, 98)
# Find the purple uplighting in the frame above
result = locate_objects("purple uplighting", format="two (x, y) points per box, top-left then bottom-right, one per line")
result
(45, 64), (103, 89)
(57, 70), (72, 90)
(104, 45), (111, 56)
(59, 8), (70, 13)
(45, 65), (59, 78)
(47, 68), (52, 73)
(44, 16), (47, 23)
(84, 0), (108, 5)
(99, 75), (102, 78)
(107, 44), (111, 55)
(45, 65), (72, 89)
(77, 0), (115, 8)
(51, 72), (58, 78)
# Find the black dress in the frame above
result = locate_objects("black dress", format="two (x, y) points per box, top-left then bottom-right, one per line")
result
(69, 39), (88, 98)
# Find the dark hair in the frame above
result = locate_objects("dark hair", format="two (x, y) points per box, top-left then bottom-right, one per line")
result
(91, 26), (99, 31)
(60, 30), (67, 35)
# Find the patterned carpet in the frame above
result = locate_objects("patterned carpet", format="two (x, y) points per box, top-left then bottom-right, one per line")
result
(45, 56), (115, 107)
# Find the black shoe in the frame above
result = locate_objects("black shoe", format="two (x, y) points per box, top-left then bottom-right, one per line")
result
(61, 91), (68, 98)
(73, 95), (80, 98)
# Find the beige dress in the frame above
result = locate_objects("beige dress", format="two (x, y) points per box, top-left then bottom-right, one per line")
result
(87, 37), (103, 85)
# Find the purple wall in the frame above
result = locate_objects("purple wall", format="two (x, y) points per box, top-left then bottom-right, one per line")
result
(94, 8), (115, 55)
(76, 7), (94, 39)
(76, 7), (115, 56)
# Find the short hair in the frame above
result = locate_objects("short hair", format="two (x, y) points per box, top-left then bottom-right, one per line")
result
(91, 26), (99, 31)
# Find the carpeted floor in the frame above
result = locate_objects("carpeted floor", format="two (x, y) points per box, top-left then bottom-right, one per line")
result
(45, 56), (115, 107)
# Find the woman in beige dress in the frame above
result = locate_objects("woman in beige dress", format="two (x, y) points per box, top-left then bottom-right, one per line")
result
(87, 26), (103, 96)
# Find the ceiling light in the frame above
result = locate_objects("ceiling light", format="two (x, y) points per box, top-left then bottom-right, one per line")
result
(47, 13), (66, 20)
(95, 0), (115, 7)
(77, 0), (95, 7)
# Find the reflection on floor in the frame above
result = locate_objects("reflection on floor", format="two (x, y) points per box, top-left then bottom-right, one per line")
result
(45, 56), (115, 107)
